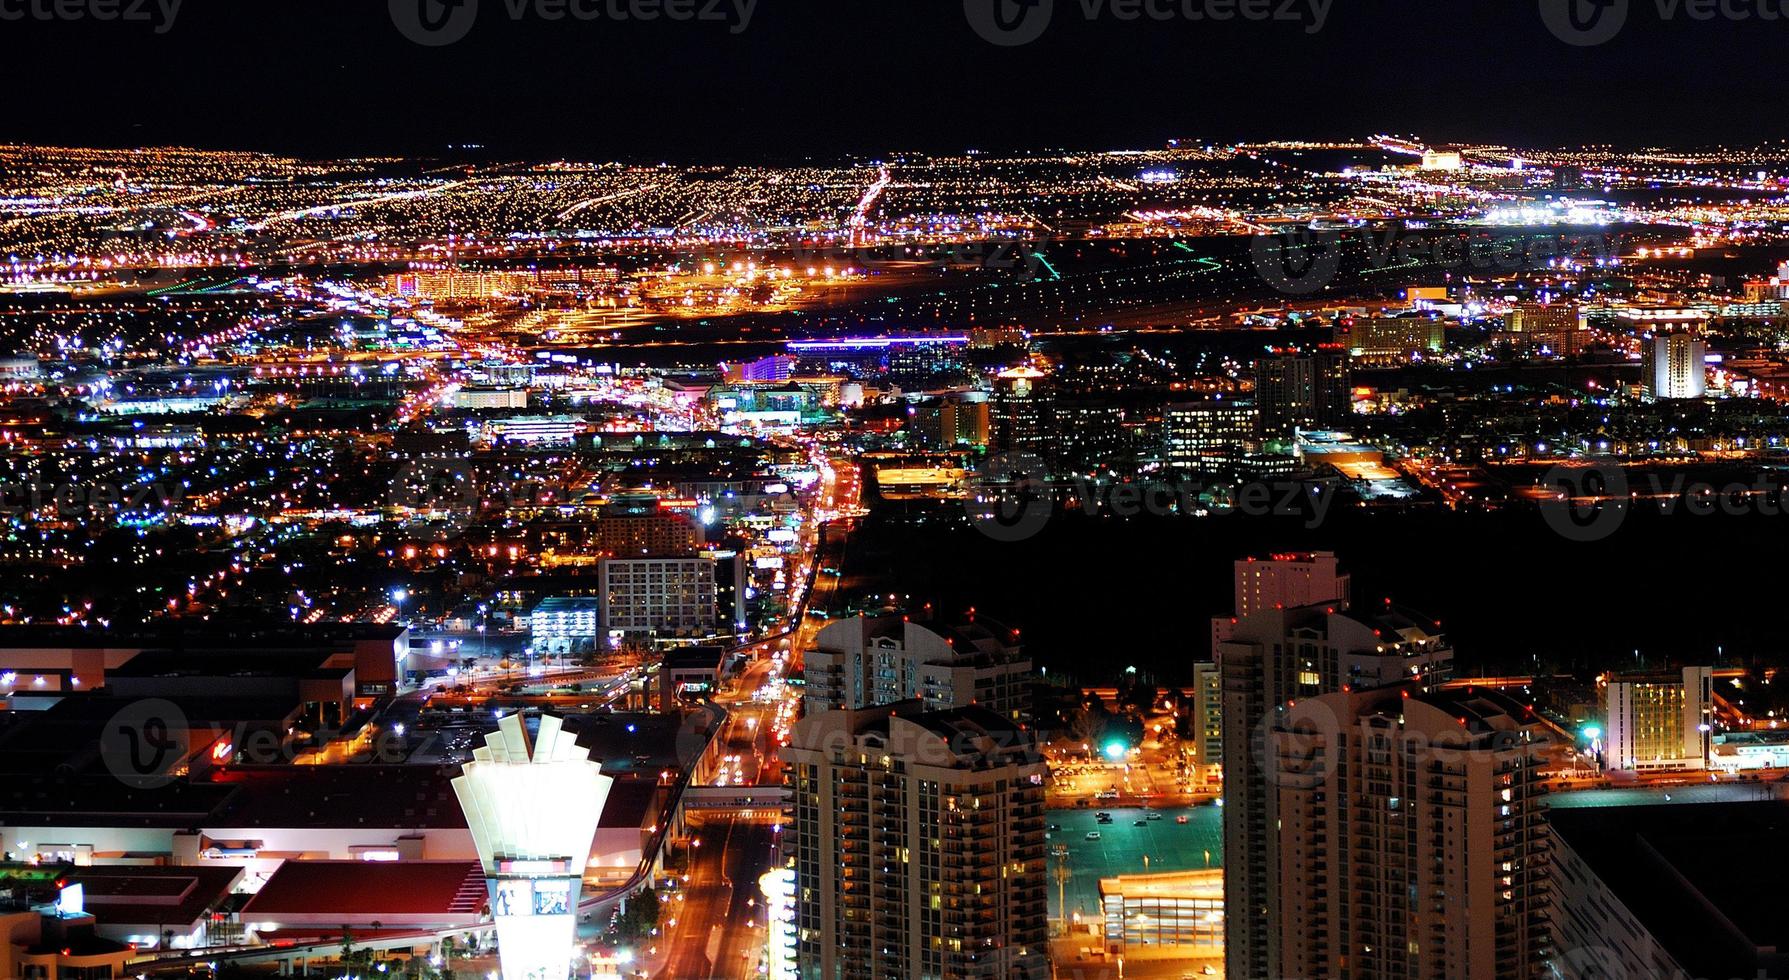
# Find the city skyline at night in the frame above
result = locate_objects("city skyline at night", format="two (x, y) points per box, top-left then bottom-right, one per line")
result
(6, 5), (1789, 979)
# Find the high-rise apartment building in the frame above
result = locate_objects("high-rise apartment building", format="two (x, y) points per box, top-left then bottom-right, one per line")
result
(1271, 686), (1550, 979)
(1218, 603), (1453, 980)
(1211, 551), (1352, 654)
(1254, 349), (1351, 438)
(1191, 660), (1223, 768)
(804, 615), (1033, 724)
(788, 702), (1049, 980)
(1600, 666), (1714, 773)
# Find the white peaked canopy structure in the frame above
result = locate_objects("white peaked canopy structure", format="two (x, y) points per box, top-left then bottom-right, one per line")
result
(451, 713), (612, 980)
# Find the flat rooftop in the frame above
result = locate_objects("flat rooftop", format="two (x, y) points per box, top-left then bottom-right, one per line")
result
(1047, 805), (1222, 922)
(241, 860), (483, 918)
(1550, 800), (1789, 979)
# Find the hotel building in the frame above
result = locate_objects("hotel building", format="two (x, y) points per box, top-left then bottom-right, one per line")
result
(1599, 666), (1714, 773)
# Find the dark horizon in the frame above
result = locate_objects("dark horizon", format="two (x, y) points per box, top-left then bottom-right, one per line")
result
(1, 1), (1785, 160)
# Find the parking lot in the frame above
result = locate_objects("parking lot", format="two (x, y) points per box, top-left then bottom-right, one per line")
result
(1047, 805), (1223, 925)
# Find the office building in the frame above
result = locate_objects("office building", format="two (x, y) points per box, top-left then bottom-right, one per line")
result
(450, 713), (613, 980)
(1271, 686), (1550, 979)
(788, 702), (1048, 980)
(1254, 349), (1351, 438)
(598, 556), (720, 639)
(805, 615), (1033, 724)
(1218, 602), (1453, 980)
(1549, 801), (1789, 980)
(1055, 398), (1128, 472)
(1599, 666), (1713, 773)
(528, 597), (602, 655)
(1639, 328), (1707, 401)
(1163, 399), (1256, 474)
(991, 366), (1053, 453)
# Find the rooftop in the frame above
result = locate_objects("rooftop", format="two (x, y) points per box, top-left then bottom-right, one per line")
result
(1549, 801), (1789, 979)
(240, 860), (484, 918)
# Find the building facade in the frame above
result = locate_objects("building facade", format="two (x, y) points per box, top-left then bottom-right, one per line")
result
(804, 615), (1033, 724)
(1640, 329), (1707, 401)
(597, 556), (720, 639)
(1254, 349), (1351, 438)
(1163, 400), (1256, 474)
(788, 702), (1048, 980)
(528, 597), (601, 655)
(1211, 551), (1352, 654)
(1600, 666), (1713, 773)
(1345, 316), (1447, 366)
(1271, 687), (1550, 979)
(1218, 603), (1453, 980)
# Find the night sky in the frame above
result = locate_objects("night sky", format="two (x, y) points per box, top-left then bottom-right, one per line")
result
(0, 0), (1781, 159)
